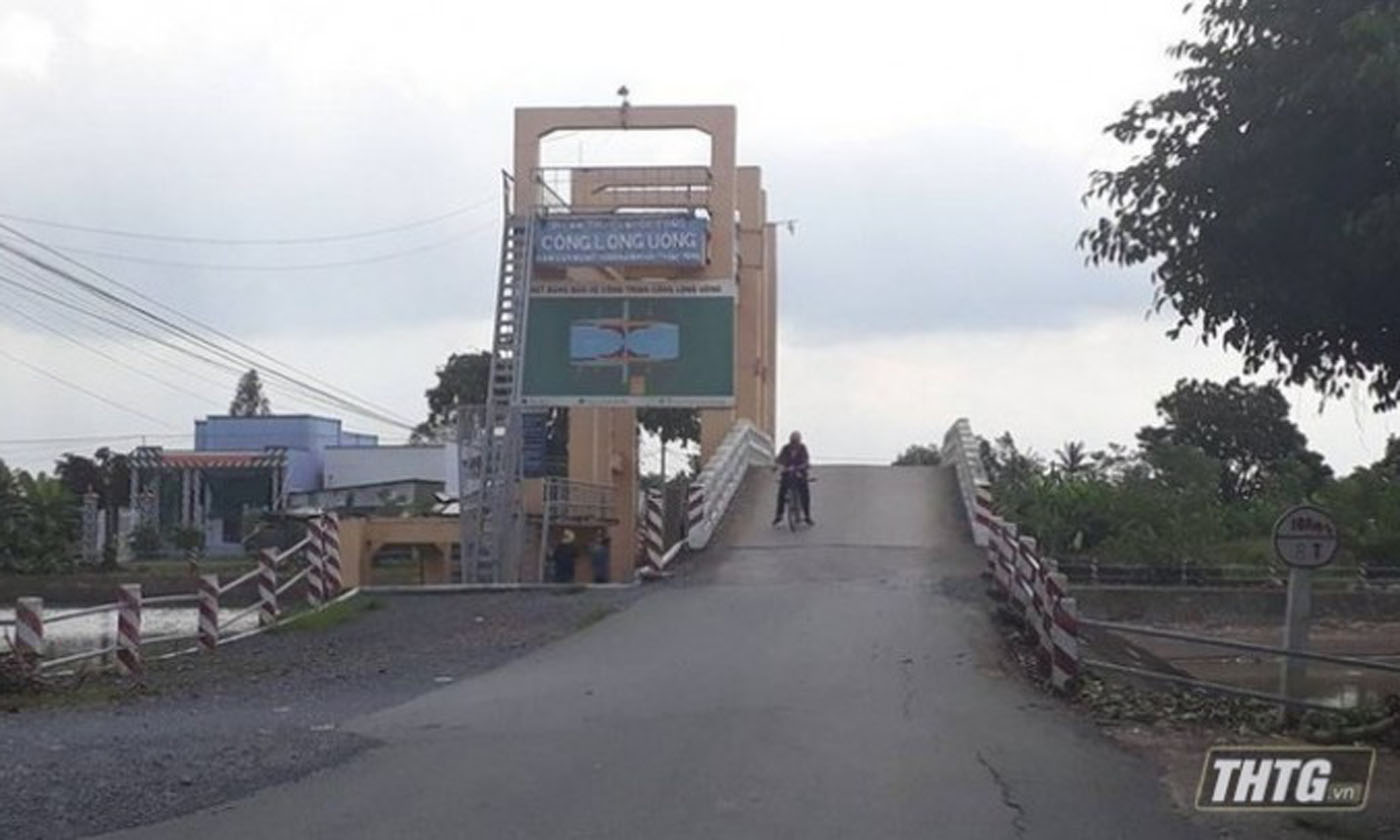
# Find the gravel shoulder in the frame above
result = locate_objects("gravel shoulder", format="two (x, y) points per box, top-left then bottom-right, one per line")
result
(0, 586), (645, 840)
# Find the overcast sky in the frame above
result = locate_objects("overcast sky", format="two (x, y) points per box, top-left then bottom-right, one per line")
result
(1, 0), (1395, 476)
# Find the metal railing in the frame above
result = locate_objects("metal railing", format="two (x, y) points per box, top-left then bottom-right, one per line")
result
(542, 478), (615, 523)
(1079, 617), (1400, 713)
(1057, 560), (1400, 589)
(687, 420), (774, 550)
(531, 166), (714, 212)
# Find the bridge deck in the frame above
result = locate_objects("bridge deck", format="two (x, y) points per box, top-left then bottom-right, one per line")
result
(107, 465), (1200, 839)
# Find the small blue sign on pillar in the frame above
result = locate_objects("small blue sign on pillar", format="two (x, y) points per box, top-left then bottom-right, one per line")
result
(522, 411), (550, 478)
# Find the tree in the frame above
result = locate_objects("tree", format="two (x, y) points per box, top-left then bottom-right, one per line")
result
(411, 352), (491, 443)
(637, 408), (701, 481)
(412, 351), (568, 477)
(0, 460), (25, 572)
(16, 471), (77, 572)
(981, 432), (1044, 489)
(1136, 378), (1330, 502)
(1081, 1), (1400, 408)
(1054, 441), (1089, 478)
(55, 447), (130, 567)
(892, 443), (942, 466)
(230, 369), (271, 416)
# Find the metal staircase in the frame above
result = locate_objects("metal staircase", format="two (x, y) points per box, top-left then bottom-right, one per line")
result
(467, 201), (535, 582)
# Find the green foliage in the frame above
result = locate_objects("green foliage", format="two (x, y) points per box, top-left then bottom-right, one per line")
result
(0, 468), (79, 573)
(412, 351), (568, 476)
(980, 379), (1390, 568)
(412, 351), (490, 443)
(128, 523), (164, 561)
(892, 443), (942, 466)
(170, 526), (205, 552)
(1082, 1), (1400, 409)
(55, 447), (131, 567)
(637, 408), (701, 447)
(1138, 378), (1329, 502)
(229, 369), (271, 417)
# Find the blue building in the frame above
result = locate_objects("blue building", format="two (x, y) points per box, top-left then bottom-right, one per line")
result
(130, 415), (378, 547)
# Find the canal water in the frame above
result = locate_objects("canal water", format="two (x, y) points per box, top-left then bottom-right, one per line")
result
(1, 606), (261, 658)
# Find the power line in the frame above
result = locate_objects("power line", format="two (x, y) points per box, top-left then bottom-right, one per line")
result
(0, 271), (399, 424)
(0, 345), (174, 427)
(32, 227), (489, 272)
(0, 230), (418, 429)
(0, 259), (378, 420)
(0, 296), (224, 404)
(0, 194), (498, 245)
(0, 433), (190, 446)
(0, 224), (421, 426)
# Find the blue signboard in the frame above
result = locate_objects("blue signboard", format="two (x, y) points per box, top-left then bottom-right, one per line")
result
(521, 411), (550, 478)
(534, 215), (708, 267)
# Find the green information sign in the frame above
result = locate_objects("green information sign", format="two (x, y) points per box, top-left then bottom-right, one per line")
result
(521, 296), (734, 406)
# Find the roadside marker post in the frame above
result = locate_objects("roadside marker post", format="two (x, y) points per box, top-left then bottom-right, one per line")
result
(1273, 504), (1339, 724)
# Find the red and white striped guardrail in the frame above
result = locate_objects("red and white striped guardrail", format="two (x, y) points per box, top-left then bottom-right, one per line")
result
(321, 513), (342, 597)
(643, 489), (665, 569)
(115, 584), (142, 676)
(687, 420), (774, 551)
(198, 574), (219, 653)
(944, 419), (1080, 692)
(14, 596), (43, 669)
(5, 513), (353, 678)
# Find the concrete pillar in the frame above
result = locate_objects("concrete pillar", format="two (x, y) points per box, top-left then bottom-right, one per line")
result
(568, 407), (638, 583)
(180, 468), (191, 528)
(764, 221), (778, 440)
(699, 408), (735, 464)
(335, 517), (366, 590)
(736, 168), (767, 434)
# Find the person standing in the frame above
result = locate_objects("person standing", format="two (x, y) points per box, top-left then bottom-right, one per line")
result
(589, 533), (610, 584)
(550, 529), (579, 583)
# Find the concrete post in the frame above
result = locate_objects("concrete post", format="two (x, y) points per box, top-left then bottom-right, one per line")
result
(1280, 567), (1314, 725)
(115, 584), (142, 676)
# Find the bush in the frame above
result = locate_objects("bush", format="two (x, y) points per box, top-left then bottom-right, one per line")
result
(129, 523), (163, 560)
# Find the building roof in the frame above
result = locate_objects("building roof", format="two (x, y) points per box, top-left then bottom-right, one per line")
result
(129, 448), (286, 470)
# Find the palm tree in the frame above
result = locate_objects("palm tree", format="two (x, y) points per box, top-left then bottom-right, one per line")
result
(1055, 441), (1089, 478)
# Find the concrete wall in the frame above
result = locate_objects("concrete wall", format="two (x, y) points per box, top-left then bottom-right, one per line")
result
(288, 479), (443, 513)
(324, 445), (448, 489)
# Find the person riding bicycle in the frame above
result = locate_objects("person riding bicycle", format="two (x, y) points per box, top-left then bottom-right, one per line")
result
(773, 430), (813, 526)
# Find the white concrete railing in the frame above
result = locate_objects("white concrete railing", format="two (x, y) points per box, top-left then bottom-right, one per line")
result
(942, 418), (992, 547)
(941, 418), (1080, 692)
(686, 419), (774, 551)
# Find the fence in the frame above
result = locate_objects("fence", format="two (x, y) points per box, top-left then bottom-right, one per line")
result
(942, 417), (1400, 716)
(942, 418), (1080, 692)
(1058, 560), (1400, 589)
(2, 514), (352, 678)
(685, 420), (774, 553)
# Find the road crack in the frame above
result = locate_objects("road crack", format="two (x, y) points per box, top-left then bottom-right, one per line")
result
(976, 750), (1027, 837)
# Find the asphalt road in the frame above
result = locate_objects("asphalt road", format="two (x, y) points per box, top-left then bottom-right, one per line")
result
(105, 465), (1201, 839)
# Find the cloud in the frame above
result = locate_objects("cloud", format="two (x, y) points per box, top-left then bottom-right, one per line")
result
(778, 312), (1396, 476)
(0, 11), (57, 80)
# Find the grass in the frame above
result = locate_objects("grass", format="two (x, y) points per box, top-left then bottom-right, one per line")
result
(271, 596), (384, 633)
(0, 666), (156, 712)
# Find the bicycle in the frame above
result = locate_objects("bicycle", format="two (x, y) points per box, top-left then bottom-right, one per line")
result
(779, 467), (814, 531)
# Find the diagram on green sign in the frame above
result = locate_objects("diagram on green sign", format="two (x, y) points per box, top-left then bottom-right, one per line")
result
(522, 296), (733, 407)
